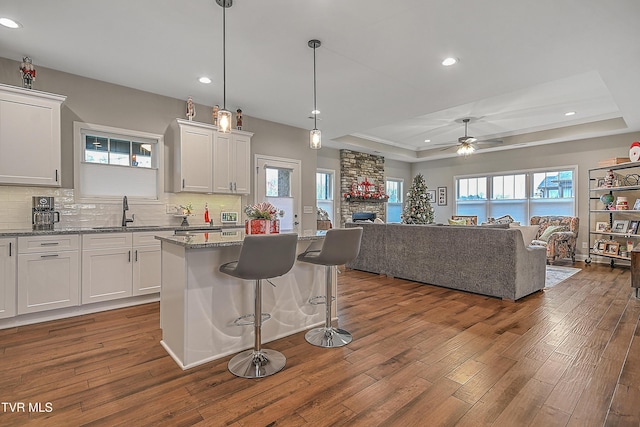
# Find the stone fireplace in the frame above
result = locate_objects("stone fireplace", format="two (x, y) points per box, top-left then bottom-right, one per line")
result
(340, 149), (386, 227)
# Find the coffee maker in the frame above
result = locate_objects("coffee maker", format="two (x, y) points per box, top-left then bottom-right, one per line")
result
(32, 196), (60, 230)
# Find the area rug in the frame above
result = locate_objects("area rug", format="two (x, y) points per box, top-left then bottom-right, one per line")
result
(545, 265), (581, 288)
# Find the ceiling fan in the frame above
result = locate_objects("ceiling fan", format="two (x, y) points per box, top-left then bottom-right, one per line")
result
(440, 118), (503, 156)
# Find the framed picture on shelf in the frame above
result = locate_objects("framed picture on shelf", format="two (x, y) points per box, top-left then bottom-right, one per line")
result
(598, 241), (607, 252)
(437, 187), (447, 206)
(634, 199), (640, 210)
(629, 220), (640, 234)
(605, 242), (619, 255)
(597, 178), (605, 188)
(612, 220), (629, 233)
(596, 221), (609, 232)
(427, 189), (436, 203)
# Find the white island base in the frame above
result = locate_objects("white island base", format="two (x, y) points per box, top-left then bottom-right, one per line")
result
(159, 235), (333, 370)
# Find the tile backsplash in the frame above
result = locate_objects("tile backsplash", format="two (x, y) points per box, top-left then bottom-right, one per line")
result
(0, 186), (244, 230)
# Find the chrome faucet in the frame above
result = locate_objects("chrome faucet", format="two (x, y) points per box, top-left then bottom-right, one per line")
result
(122, 196), (134, 226)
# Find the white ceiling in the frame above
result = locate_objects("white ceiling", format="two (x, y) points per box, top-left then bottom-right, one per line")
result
(1, 0), (639, 162)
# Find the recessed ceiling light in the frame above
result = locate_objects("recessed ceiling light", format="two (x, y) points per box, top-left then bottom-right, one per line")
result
(311, 109), (320, 115)
(565, 111), (576, 116)
(424, 139), (431, 143)
(0, 17), (21, 29)
(442, 57), (458, 66)
(198, 76), (212, 84)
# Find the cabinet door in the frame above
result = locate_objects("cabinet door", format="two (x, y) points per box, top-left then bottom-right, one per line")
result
(0, 238), (16, 319)
(212, 133), (233, 193)
(233, 133), (251, 194)
(0, 97), (61, 186)
(17, 251), (80, 314)
(177, 125), (213, 193)
(82, 248), (133, 304)
(133, 245), (162, 296)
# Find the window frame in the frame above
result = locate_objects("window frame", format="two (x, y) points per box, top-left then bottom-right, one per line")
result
(455, 165), (577, 223)
(316, 168), (335, 223)
(73, 121), (164, 204)
(385, 177), (404, 223)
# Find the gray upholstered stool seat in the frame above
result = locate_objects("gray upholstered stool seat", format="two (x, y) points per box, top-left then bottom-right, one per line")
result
(297, 227), (363, 348)
(219, 233), (298, 378)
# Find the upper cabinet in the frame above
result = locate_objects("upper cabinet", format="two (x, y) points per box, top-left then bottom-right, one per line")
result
(168, 119), (252, 194)
(169, 120), (213, 193)
(0, 84), (66, 187)
(212, 131), (251, 194)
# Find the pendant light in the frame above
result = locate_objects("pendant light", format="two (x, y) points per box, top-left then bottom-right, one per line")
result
(308, 39), (321, 149)
(216, 0), (232, 133)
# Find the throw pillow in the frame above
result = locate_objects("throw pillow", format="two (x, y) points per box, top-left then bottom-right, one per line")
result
(538, 225), (565, 242)
(448, 218), (467, 226)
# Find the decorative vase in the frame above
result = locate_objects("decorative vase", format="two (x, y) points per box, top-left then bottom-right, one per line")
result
(245, 219), (280, 235)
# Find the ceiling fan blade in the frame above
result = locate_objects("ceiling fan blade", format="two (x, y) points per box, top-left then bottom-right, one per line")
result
(475, 139), (503, 145)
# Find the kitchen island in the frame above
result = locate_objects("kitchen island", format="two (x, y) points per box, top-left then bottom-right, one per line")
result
(157, 230), (331, 369)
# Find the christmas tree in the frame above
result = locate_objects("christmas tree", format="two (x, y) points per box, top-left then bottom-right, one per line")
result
(402, 173), (434, 224)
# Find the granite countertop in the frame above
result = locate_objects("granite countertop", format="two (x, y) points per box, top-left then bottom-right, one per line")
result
(157, 230), (326, 249)
(0, 224), (241, 237)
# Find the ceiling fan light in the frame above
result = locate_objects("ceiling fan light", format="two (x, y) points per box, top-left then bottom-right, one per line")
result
(218, 109), (232, 133)
(310, 129), (321, 149)
(457, 143), (475, 156)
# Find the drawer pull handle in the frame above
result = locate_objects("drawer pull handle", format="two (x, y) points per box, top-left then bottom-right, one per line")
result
(41, 254), (59, 258)
(135, 250), (138, 262)
(40, 242), (60, 246)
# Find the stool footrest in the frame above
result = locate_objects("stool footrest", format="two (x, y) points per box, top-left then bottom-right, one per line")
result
(308, 295), (335, 305)
(233, 313), (271, 326)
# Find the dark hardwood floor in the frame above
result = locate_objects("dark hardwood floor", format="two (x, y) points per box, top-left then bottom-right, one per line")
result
(1, 262), (638, 426)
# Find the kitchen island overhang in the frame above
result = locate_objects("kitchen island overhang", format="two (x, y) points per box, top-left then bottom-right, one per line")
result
(157, 231), (333, 370)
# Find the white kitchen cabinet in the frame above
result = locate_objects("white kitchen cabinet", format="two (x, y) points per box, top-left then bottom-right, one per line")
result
(82, 233), (133, 304)
(212, 131), (251, 194)
(0, 84), (65, 187)
(17, 235), (80, 314)
(169, 118), (252, 194)
(169, 119), (213, 193)
(0, 238), (17, 319)
(82, 231), (172, 303)
(132, 231), (172, 295)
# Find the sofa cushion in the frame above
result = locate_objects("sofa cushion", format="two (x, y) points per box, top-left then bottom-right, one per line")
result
(510, 224), (539, 246)
(538, 225), (565, 242)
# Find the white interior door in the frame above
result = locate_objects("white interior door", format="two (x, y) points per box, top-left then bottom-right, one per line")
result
(255, 155), (301, 233)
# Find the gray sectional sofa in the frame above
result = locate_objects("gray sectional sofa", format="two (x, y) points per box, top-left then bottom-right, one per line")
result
(346, 222), (546, 301)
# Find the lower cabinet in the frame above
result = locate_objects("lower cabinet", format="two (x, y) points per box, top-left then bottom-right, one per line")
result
(82, 231), (172, 304)
(0, 238), (17, 319)
(17, 235), (80, 314)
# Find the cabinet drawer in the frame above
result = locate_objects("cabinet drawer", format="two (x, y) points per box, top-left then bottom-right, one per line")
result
(82, 232), (133, 250)
(133, 231), (173, 246)
(18, 235), (79, 253)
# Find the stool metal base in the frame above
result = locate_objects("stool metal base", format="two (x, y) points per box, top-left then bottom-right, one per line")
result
(228, 349), (286, 378)
(305, 326), (352, 348)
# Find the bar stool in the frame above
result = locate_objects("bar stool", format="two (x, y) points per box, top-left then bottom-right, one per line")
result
(297, 227), (363, 348)
(219, 233), (298, 378)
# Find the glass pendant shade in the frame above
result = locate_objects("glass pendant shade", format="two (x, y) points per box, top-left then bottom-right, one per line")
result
(218, 109), (232, 133)
(310, 128), (321, 149)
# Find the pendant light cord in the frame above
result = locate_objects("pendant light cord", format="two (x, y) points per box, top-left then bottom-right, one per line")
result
(313, 44), (317, 129)
(222, 2), (227, 110)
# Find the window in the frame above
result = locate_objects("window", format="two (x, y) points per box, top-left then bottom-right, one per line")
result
(316, 170), (334, 223)
(386, 178), (403, 223)
(456, 168), (575, 223)
(74, 122), (164, 201)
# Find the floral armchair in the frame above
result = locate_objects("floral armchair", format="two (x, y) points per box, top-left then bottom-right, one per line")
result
(530, 216), (579, 264)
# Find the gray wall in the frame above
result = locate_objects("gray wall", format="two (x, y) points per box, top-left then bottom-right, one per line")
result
(0, 56), (322, 231)
(412, 132), (640, 258)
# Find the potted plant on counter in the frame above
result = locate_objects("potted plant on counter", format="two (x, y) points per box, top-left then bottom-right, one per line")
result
(244, 202), (284, 234)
